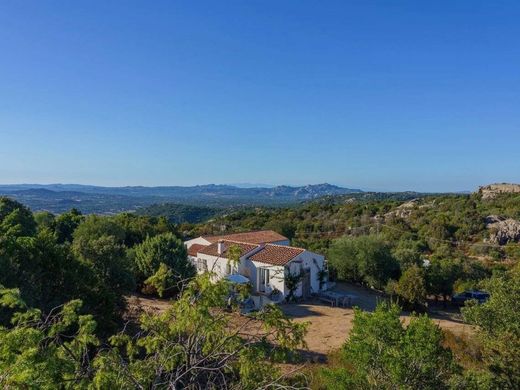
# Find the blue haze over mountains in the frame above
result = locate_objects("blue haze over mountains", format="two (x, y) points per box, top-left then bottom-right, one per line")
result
(0, 183), (364, 214)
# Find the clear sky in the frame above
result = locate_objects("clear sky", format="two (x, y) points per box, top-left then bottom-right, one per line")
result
(0, 1), (519, 192)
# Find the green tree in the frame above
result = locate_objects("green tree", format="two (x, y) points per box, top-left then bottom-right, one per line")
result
(391, 239), (424, 270)
(426, 258), (463, 305)
(72, 216), (134, 332)
(462, 266), (520, 389)
(113, 212), (174, 247)
(34, 211), (56, 231)
(264, 220), (296, 241)
(92, 275), (307, 388)
(0, 197), (36, 237)
(396, 265), (427, 309)
(0, 230), (93, 314)
(0, 287), (98, 388)
(320, 303), (457, 389)
(328, 235), (400, 289)
(134, 232), (194, 296)
(54, 208), (83, 243)
(1, 275), (307, 389)
(142, 263), (176, 297)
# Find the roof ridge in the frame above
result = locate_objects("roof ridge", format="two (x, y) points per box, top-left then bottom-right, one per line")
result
(264, 243), (305, 251)
(218, 239), (261, 247)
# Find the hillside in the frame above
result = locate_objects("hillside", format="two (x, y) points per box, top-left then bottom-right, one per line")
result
(1, 185), (519, 389)
(135, 203), (224, 224)
(186, 187), (520, 261)
(0, 183), (362, 213)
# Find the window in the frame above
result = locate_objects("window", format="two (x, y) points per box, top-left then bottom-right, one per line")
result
(226, 261), (238, 275)
(260, 268), (270, 285)
(197, 258), (207, 272)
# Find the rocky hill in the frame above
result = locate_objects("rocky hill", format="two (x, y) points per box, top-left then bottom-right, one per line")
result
(479, 183), (520, 200)
(485, 215), (520, 245)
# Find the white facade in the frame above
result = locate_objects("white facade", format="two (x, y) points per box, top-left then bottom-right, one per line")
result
(187, 244), (326, 300)
(285, 251), (325, 297)
(184, 231), (326, 301)
(249, 260), (286, 295)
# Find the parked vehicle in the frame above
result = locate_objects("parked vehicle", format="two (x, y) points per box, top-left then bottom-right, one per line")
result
(452, 290), (489, 305)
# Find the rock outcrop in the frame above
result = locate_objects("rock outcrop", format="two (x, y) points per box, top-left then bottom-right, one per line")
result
(486, 215), (520, 245)
(387, 200), (417, 219)
(479, 183), (520, 200)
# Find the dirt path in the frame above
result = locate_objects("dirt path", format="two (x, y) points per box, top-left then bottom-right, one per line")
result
(279, 282), (474, 358)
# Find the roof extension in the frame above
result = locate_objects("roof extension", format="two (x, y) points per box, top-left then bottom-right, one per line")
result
(198, 240), (260, 258)
(249, 244), (305, 266)
(187, 243), (207, 257)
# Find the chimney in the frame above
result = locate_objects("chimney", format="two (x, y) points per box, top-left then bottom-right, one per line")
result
(217, 240), (225, 255)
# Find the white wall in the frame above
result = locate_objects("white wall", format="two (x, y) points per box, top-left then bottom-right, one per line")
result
(195, 252), (257, 282)
(196, 253), (230, 280)
(250, 260), (286, 295)
(188, 246), (326, 300)
(286, 251), (325, 297)
(242, 250), (325, 299)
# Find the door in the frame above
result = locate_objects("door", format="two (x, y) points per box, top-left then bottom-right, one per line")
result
(258, 268), (270, 293)
(301, 269), (311, 299)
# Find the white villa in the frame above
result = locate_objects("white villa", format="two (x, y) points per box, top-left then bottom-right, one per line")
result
(185, 230), (327, 300)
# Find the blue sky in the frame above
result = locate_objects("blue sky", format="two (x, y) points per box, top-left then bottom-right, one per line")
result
(0, 1), (519, 192)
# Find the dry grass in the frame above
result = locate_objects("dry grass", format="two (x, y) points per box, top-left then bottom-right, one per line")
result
(126, 282), (474, 366)
(443, 329), (484, 369)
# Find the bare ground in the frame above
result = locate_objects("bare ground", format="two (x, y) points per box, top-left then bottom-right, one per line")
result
(279, 282), (474, 360)
(126, 282), (473, 363)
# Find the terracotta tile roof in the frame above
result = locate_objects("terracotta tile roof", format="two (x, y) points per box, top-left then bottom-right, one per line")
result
(249, 244), (305, 266)
(198, 240), (260, 258)
(187, 243), (207, 257)
(204, 230), (288, 245)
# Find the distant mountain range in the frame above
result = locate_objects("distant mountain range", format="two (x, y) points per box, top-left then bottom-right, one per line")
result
(0, 183), (363, 214)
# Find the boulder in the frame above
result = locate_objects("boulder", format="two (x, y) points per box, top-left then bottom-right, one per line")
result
(479, 183), (520, 200)
(486, 217), (520, 245)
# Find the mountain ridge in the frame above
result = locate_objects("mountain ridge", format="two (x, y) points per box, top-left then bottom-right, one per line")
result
(0, 183), (363, 214)
(0, 182), (362, 197)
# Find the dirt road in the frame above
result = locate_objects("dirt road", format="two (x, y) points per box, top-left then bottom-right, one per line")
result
(279, 282), (474, 358)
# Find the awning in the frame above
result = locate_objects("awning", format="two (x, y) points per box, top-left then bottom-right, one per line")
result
(226, 274), (250, 284)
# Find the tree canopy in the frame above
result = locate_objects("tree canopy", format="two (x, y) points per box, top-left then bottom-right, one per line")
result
(319, 303), (457, 389)
(462, 266), (520, 389)
(328, 235), (400, 289)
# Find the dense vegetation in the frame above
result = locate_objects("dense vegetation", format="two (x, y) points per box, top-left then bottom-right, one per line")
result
(1, 190), (519, 388)
(187, 192), (520, 302)
(0, 197), (308, 388)
(135, 203), (223, 223)
(187, 192), (519, 252)
(309, 265), (520, 389)
(318, 303), (458, 389)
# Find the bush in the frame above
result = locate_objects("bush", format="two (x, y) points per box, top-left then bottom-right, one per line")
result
(396, 265), (427, 310)
(134, 232), (195, 295)
(328, 235), (400, 289)
(318, 303), (457, 389)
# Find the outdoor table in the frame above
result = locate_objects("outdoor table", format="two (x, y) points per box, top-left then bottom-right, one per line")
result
(325, 291), (342, 307)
